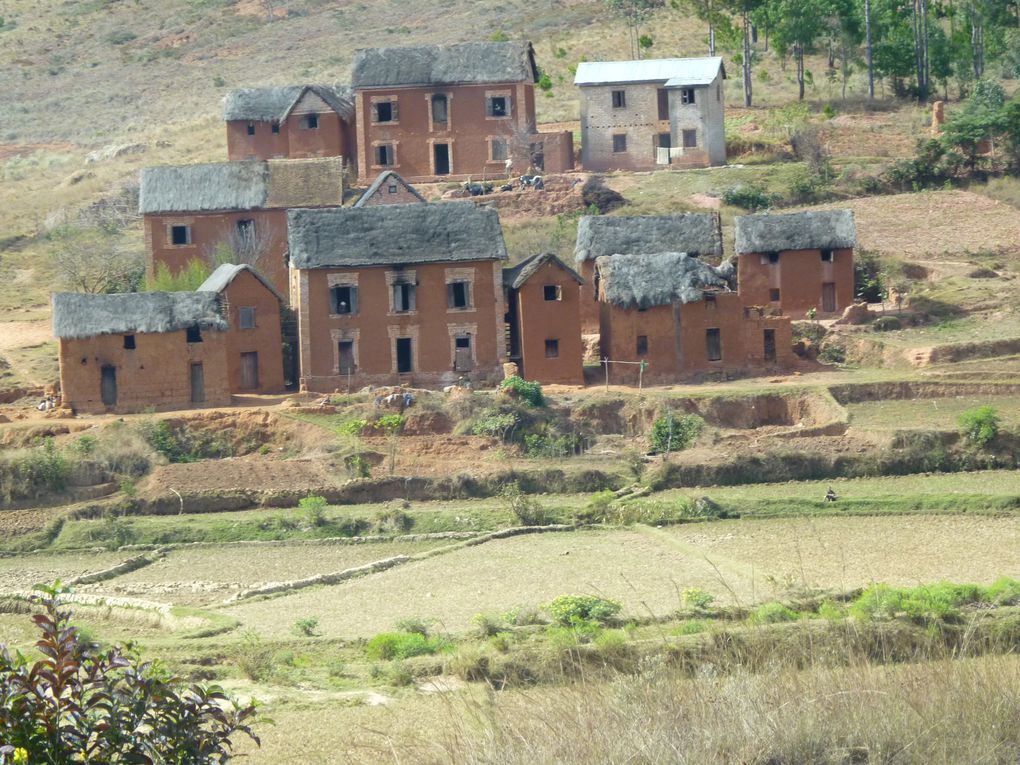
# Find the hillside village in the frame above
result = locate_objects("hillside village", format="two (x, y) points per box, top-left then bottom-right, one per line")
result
(1, 1), (1020, 762)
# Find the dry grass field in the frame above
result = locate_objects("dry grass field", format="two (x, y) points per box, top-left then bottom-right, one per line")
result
(846, 394), (1020, 430)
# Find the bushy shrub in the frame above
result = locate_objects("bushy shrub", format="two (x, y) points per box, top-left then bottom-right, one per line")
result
(523, 431), (582, 458)
(0, 438), (70, 502)
(871, 316), (902, 332)
(650, 413), (703, 454)
(394, 617), (432, 637)
(338, 419), (368, 435)
(958, 406), (1000, 447)
(749, 602), (799, 624)
(818, 342), (847, 365)
(682, 588), (715, 610)
(722, 184), (778, 210)
(471, 411), (520, 440)
(546, 595), (622, 627)
(0, 583), (259, 761)
(234, 630), (276, 681)
(365, 631), (449, 660)
(850, 582), (988, 623)
(298, 495), (328, 527)
(499, 375), (544, 407)
(292, 616), (319, 637)
(500, 482), (555, 526)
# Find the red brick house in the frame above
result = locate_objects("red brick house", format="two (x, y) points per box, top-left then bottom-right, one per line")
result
(287, 202), (508, 392)
(574, 213), (723, 334)
(350, 41), (573, 182)
(354, 171), (427, 207)
(595, 252), (793, 384)
(52, 292), (231, 414)
(734, 209), (856, 319)
(223, 85), (355, 164)
(198, 264), (286, 394)
(504, 253), (584, 386)
(139, 158), (344, 296)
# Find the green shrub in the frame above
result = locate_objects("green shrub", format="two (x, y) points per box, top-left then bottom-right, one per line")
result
(537, 72), (552, 91)
(650, 413), (703, 455)
(722, 184), (779, 210)
(818, 342), (847, 365)
(292, 617), (319, 637)
(70, 434), (98, 457)
(502, 605), (545, 626)
(817, 599), (845, 620)
(984, 577), (1020, 606)
(850, 582), (992, 623)
(472, 612), (508, 638)
(500, 481), (554, 526)
(471, 411), (519, 440)
(499, 375), (544, 407)
(374, 506), (412, 532)
(394, 617), (432, 637)
(523, 431), (581, 458)
(365, 631), (449, 660)
(872, 316), (902, 332)
(234, 630), (276, 681)
(958, 406), (1000, 447)
(682, 588), (715, 610)
(298, 495), (328, 527)
(375, 414), (405, 434)
(674, 620), (706, 635)
(547, 595), (622, 627)
(749, 602), (799, 624)
(1, 584), (258, 761)
(338, 419), (367, 436)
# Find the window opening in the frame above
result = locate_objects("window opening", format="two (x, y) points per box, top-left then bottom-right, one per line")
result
(545, 339), (559, 358)
(706, 328), (722, 361)
(123, 334), (136, 350)
(611, 90), (626, 108)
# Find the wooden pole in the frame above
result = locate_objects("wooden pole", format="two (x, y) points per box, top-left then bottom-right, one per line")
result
(603, 357), (609, 391)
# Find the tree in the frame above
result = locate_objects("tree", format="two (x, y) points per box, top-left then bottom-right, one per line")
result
(49, 225), (145, 294)
(1001, 97), (1020, 168)
(604, 0), (663, 58)
(770, 0), (827, 100)
(940, 79), (1005, 169)
(723, 0), (766, 106)
(671, 0), (729, 54)
(0, 582), (259, 762)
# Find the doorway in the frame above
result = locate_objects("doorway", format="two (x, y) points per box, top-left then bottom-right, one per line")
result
(396, 338), (413, 374)
(763, 329), (776, 362)
(190, 363), (205, 404)
(454, 336), (473, 372)
(433, 143), (450, 175)
(100, 365), (117, 407)
(822, 282), (837, 312)
(240, 352), (259, 390)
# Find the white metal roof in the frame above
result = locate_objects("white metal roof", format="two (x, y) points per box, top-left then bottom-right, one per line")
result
(574, 57), (725, 87)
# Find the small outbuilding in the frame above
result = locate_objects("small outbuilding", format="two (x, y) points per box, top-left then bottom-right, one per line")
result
(354, 171), (427, 208)
(734, 209), (857, 319)
(504, 253), (584, 386)
(52, 292), (231, 414)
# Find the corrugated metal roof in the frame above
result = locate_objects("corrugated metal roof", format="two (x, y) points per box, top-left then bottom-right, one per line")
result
(574, 57), (725, 86)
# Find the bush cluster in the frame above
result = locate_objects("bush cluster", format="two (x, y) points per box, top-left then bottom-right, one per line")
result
(650, 413), (704, 455)
(499, 375), (545, 407)
(546, 595), (621, 627)
(722, 184), (779, 211)
(958, 406), (1000, 448)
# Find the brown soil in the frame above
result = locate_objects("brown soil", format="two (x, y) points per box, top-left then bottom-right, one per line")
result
(144, 459), (341, 496)
(0, 506), (65, 539)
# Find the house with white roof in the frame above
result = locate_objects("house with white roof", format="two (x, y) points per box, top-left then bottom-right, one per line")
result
(574, 57), (726, 171)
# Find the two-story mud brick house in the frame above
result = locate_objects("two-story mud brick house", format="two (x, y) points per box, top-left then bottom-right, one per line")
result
(140, 158), (344, 296)
(287, 202), (509, 392)
(574, 213), (724, 333)
(223, 85), (356, 164)
(734, 209), (857, 318)
(574, 57), (726, 171)
(350, 41), (573, 182)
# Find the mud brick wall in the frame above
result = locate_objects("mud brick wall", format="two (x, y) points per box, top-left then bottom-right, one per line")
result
(220, 269), (285, 394)
(737, 247), (855, 319)
(511, 259), (584, 385)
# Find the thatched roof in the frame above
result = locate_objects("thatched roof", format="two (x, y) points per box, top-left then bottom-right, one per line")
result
(351, 42), (537, 88)
(595, 252), (729, 309)
(139, 158), (343, 214)
(223, 84), (354, 122)
(504, 253), (583, 290)
(575, 214), (723, 263)
(288, 202), (508, 268)
(198, 264), (284, 302)
(354, 171), (426, 208)
(734, 209), (857, 254)
(52, 292), (226, 340)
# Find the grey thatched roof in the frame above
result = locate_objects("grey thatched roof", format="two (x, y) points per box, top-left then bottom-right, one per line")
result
(595, 252), (729, 309)
(353, 171), (427, 207)
(140, 162), (269, 214)
(351, 42), (537, 88)
(575, 214), (723, 263)
(52, 292), (227, 340)
(734, 209), (857, 254)
(223, 84), (355, 122)
(288, 202), (508, 268)
(198, 263), (284, 303)
(504, 253), (583, 290)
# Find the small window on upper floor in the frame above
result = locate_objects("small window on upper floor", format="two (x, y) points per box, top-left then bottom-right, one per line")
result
(705, 293), (717, 309)
(448, 281), (470, 310)
(123, 334), (136, 350)
(246, 123), (255, 136)
(681, 88), (696, 105)
(376, 144), (395, 166)
(238, 306), (256, 329)
(543, 284), (561, 302)
(271, 122), (280, 134)
(765, 252), (780, 264)
(431, 94), (449, 124)
(302, 114), (319, 130)
(393, 281), (416, 313)
(769, 288), (781, 302)
(388, 183), (398, 194)
(186, 326), (203, 344)
(171, 225), (191, 246)
(486, 95), (509, 118)
(611, 90), (626, 108)
(821, 250), (834, 262)
(374, 100), (398, 123)
(331, 285), (358, 315)
(545, 339), (559, 358)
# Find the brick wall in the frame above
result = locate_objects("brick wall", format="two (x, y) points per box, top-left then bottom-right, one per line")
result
(358, 181), (425, 207)
(220, 269), (286, 393)
(512, 260), (584, 385)
(59, 330), (231, 414)
(737, 247), (855, 319)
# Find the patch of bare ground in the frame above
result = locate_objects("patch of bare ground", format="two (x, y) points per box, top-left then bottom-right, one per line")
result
(0, 550), (128, 592)
(0, 506), (65, 539)
(143, 458), (340, 496)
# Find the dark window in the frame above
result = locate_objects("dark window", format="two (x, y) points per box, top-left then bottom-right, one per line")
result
(376, 144), (395, 166)
(396, 337), (413, 373)
(238, 306), (256, 329)
(338, 341), (356, 374)
(455, 336), (471, 349)
(375, 100), (396, 123)
(123, 334), (136, 350)
(170, 225), (191, 246)
(448, 281), (470, 309)
(705, 293), (717, 308)
(681, 88), (696, 104)
(543, 284), (561, 301)
(387, 184), (398, 194)
(393, 282), (415, 313)
(769, 288), (781, 302)
(611, 90), (626, 108)
(767, 252), (780, 264)
(236, 218), (255, 236)
(612, 134), (627, 153)
(764, 329), (776, 361)
(636, 335), (648, 356)
(487, 96), (509, 117)
(271, 122), (280, 134)
(431, 94), (448, 123)
(821, 250), (834, 262)
(246, 123), (255, 136)
(682, 129), (698, 148)
(657, 88), (669, 120)
(330, 285), (357, 314)
(186, 326), (203, 344)
(545, 339), (559, 358)
(658, 132), (672, 150)
(491, 138), (508, 161)
(706, 328), (721, 361)
(303, 114), (319, 129)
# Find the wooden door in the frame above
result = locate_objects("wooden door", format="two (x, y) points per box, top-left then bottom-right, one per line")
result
(100, 365), (117, 407)
(822, 282), (836, 312)
(240, 352), (259, 390)
(190, 363), (205, 404)
(454, 336), (473, 372)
